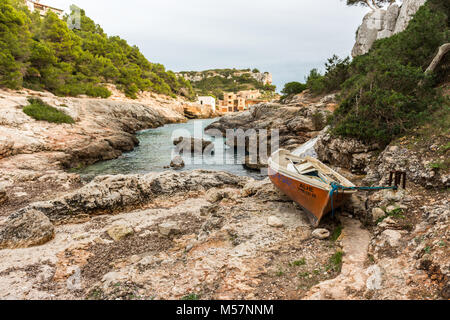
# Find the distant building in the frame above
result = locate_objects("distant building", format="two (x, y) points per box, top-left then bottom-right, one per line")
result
(25, 0), (64, 18)
(197, 96), (216, 113)
(219, 90), (263, 113)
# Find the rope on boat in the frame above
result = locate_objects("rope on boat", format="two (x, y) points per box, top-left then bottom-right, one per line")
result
(329, 182), (398, 217)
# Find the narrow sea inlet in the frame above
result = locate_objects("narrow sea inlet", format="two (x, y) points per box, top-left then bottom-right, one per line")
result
(77, 118), (266, 180)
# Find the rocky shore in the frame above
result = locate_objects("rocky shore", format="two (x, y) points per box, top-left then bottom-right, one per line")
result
(0, 87), (448, 300)
(0, 88), (217, 216)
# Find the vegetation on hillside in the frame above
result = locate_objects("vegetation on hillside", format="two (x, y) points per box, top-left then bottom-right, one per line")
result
(292, 0), (449, 146)
(0, 1), (195, 100)
(23, 98), (75, 123)
(178, 68), (276, 100)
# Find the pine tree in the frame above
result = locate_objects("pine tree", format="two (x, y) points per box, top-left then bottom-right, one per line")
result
(345, 0), (393, 10)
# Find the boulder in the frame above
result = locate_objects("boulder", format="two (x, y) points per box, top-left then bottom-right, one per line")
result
(173, 137), (214, 154)
(315, 131), (379, 174)
(372, 207), (385, 223)
(158, 222), (180, 237)
(243, 155), (267, 171)
(380, 229), (402, 247)
(241, 178), (291, 202)
(170, 156), (185, 169)
(0, 209), (55, 249)
(312, 228), (330, 240)
(267, 216), (284, 228)
(107, 224), (134, 241)
(205, 188), (237, 203)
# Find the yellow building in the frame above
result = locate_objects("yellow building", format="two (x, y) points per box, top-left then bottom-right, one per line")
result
(219, 90), (263, 113)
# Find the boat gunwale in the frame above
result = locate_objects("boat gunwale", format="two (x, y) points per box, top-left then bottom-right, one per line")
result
(268, 149), (356, 193)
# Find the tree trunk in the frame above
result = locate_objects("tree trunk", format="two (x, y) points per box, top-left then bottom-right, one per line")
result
(425, 43), (450, 73)
(365, 0), (375, 10)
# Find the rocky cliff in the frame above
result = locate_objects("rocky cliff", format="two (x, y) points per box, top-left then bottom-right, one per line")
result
(205, 91), (335, 149)
(352, 0), (427, 57)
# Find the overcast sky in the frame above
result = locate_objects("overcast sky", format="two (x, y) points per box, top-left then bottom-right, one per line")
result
(44, 0), (370, 91)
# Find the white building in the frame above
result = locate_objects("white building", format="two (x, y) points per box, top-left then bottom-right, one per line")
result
(197, 96), (216, 113)
(25, 0), (64, 18)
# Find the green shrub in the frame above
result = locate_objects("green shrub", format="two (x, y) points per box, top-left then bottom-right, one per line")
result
(327, 251), (344, 273)
(312, 110), (326, 130)
(306, 68), (325, 94)
(181, 293), (200, 300)
(281, 81), (307, 98)
(305, 55), (350, 95)
(23, 98), (75, 124)
(329, 2), (449, 145)
(291, 258), (306, 267)
(84, 84), (111, 98)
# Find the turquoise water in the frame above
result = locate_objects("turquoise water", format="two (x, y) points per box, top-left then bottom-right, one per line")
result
(77, 118), (266, 180)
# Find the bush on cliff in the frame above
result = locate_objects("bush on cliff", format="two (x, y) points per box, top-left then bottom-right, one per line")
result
(0, 2), (196, 100)
(305, 55), (351, 95)
(281, 81), (307, 99)
(23, 98), (75, 124)
(330, 1), (449, 145)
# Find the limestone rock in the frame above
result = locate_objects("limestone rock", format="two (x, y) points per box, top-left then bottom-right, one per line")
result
(101, 271), (128, 287)
(0, 88), (189, 213)
(107, 224), (134, 241)
(241, 179), (269, 197)
(315, 130), (379, 173)
(14, 170), (247, 223)
(312, 228), (330, 240)
(378, 217), (398, 229)
(0, 210), (55, 249)
(205, 101), (332, 153)
(206, 188), (224, 203)
(158, 222), (180, 237)
(352, 9), (387, 57)
(170, 156), (185, 169)
(173, 137), (214, 154)
(241, 178), (290, 202)
(393, 0), (427, 34)
(372, 207), (385, 223)
(205, 187), (238, 203)
(385, 4), (400, 32)
(0, 139), (14, 159)
(267, 216), (284, 228)
(352, 1), (426, 57)
(366, 145), (448, 189)
(243, 155), (267, 171)
(380, 229), (402, 247)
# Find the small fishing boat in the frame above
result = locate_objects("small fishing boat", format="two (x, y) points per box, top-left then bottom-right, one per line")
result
(268, 149), (356, 226)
